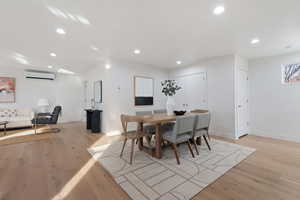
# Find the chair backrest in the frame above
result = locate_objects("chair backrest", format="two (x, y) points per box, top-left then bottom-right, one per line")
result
(153, 109), (167, 114)
(136, 111), (153, 116)
(120, 114), (142, 133)
(171, 115), (196, 141)
(191, 109), (209, 114)
(51, 106), (62, 124)
(194, 112), (210, 130)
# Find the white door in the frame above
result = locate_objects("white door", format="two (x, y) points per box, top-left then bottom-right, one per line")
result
(186, 73), (207, 110)
(175, 73), (207, 111)
(237, 69), (250, 137)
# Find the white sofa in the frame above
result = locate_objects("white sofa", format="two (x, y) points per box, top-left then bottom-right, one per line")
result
(0, 108), (34, 129)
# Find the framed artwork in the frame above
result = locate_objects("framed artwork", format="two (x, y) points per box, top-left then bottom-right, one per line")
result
(94, 80), (102, 103)
(282, 63), (300, 84)
(0, 77), (16, 103)
(134, 76), (154, 106)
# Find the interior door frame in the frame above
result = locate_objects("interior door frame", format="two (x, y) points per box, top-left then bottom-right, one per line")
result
(235, 67), (250, 139)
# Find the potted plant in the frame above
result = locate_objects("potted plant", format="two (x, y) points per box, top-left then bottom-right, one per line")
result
(161, 80), (181, 115)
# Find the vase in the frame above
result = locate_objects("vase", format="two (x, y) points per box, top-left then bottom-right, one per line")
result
(166, 96), (175, 115)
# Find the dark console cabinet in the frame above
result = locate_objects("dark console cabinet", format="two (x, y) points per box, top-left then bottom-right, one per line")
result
(85, 109), (102, 133)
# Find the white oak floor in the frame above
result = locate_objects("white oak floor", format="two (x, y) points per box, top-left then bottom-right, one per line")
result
(0, 122), (299, 200)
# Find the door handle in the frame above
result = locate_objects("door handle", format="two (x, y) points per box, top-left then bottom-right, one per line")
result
(238, 105), (242, 108)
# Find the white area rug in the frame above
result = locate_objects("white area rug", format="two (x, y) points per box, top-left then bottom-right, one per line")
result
(88, 139), (255, 200)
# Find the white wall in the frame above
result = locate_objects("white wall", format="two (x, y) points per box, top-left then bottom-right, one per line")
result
(82, 60), (169, 134)
(249, 52), (300, 142)
(169, 55), (236, 139)
(0, 67), (84, 122)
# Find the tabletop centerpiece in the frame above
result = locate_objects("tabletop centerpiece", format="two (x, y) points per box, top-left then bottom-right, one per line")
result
(161, 80), (181, 115)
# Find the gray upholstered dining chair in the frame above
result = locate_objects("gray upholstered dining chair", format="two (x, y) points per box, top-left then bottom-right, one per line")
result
(191, 110), (211, 140)
(136, 111), (155, 145)
(153, 109), (175, 131)
(153, 109), (167, 114)
(193, 112), (211, 152)
(162, 115), (197, 165)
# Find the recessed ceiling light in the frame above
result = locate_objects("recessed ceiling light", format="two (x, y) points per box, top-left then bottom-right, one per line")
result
(251, 38), (260, 44)
(50, 53), (57, 57)
(56, 28), (66, 35)
(48, 65), (53, 69)
(213, 6), (225, 15)
(105, 64), (111, 69)
(176, 61), (182, 65)
(134, 49), (141, 54)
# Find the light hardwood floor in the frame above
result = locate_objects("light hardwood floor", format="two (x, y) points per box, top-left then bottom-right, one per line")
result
(0, 122), (299, 200)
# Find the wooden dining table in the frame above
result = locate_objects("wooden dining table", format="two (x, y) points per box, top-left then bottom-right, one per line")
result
(137, 110), (209, 159)
(137, 113), (177, 159)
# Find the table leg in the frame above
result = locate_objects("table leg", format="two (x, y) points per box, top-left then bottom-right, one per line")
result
(4, 124), (6, 136)
(155, 123), (162, 159)
(35, 122), (37, 134)
(138, 122), (144, 150)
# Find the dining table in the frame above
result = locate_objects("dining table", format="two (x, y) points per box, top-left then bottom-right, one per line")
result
(137, 113), (175, 159)
(137, 110), (208, 159)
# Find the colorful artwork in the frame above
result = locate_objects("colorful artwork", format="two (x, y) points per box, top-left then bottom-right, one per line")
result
(282, 63), (300, 84)
(0, 77), (16, 103)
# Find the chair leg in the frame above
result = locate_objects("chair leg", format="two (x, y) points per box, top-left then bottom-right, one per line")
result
(120, 138), (127, 157)
(146, 135), (152, 147)
(171, 143), (180, 165)
(203, 135), (211, 151)
(130, 139), (135, 165)
(187, 140), (195, 158)
(196, 136), (202, 145)
(191, 138), (199, 155)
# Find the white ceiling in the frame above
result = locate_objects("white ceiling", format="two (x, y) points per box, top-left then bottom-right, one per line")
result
(1, 0), (300, 73)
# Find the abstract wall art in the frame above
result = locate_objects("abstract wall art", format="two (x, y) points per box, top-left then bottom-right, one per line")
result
(0, 77), (16, 103)
(282, 63), (300, 84)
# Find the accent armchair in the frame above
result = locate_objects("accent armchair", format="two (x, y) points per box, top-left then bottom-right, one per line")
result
(32, 106), (62, 134)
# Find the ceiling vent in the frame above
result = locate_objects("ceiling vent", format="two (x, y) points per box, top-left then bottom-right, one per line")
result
(24, 70), (56, 80)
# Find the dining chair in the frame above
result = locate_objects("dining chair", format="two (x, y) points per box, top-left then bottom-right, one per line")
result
(136, 111), (156, 134)
(136, 111), (155, 146)
(153, 109), (167, 114)
(193, 113), (211, 152)
(120, 114), (148, 164)
(162, 115), (197, 165)
(191, 110), (211, 140)
(153, 109), (175, 131)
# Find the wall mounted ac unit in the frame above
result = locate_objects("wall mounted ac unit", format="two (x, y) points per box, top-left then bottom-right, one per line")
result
(24, 70), (56, 80)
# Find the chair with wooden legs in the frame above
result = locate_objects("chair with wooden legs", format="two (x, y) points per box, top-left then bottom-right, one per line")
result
(193, 113), (211, 152)
(135, 111), (155, 145)
(120, 114), (148, 165)
(191, 110), (210, 140)
(161, 115), (197, 165)
(153, 109), (175, 131)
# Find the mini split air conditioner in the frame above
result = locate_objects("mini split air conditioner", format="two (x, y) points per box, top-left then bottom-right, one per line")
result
(24, 70), (56, 80)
